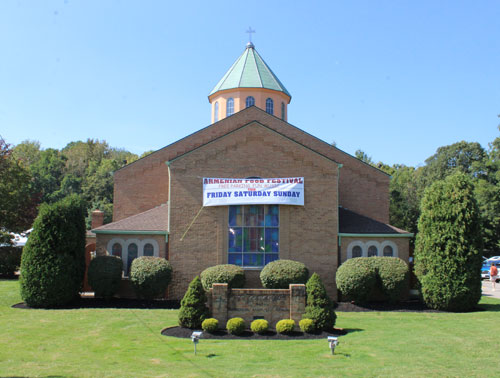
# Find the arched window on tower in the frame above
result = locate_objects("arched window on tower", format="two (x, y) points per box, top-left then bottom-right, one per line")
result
(266, 98), (274, 115)
(226, 98), (234, 117)
(281, 102), (285, 120)
(245, 96), (255, 108)
(214, 101), (219, 122)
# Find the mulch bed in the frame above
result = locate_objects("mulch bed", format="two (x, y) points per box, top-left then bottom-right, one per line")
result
(161, 326), (346, 340)
(12, 297), (180, 310)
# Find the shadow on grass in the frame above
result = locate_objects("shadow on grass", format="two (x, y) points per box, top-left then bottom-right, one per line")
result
(476, 303), (500, 312)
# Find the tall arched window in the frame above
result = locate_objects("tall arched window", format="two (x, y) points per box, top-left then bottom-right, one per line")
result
(266, 98), (274, 115)
(368, 245), (378, 257)
(245, 96), (255, 108)
(214, 101), (219, 122)
(143, 243), (154, 257)
(127, 243), (138, 275)
(352, 245), (362, 258)
(111, 243), (122, 258)
(281, 102), (285, 120)
(383, 245), (394, 257)
(226, 98), (234, 117)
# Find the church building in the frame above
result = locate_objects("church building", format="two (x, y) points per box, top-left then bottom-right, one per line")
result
(92, 42), (412, 300)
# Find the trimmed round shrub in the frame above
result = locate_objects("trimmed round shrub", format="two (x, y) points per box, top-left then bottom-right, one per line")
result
(336, 258), (377, 302)
(20, 195), (86, 308)
(276, 319), (295, 334)
(0, 246), (22, 277)
(200, 264), (245, 290)
(260, 259), (309, 289)
(374, 257), (410, 302)
(178, 276), (209, 329)
(87, 255), (123, 299)
(336, 257), (409, 303)
(303, 273), (337, 331)
(415, 173), (483, 311)
(201, 318), (219, 333)
(226, 317), (245, 335)
(130, 257), (173, 300)
(250, 319), (269, 334)
(299, 318), (315, 333)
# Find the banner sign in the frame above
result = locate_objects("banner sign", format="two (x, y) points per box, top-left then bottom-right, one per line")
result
(203, 177), (304, 207)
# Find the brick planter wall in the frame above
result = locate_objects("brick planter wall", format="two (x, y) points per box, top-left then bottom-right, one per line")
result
(208, 283), (306, 328)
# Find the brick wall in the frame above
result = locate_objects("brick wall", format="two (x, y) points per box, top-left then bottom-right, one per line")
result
(208, 283), (306, 328)
(167, 122), (339, 300)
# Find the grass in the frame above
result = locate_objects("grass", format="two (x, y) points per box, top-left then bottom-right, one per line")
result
(1, 279), (499, 378)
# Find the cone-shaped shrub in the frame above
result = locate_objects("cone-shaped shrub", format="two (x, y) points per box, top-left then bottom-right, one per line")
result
(88, 255), (123, 299)
(415, 172), (483, 311)
(303, 273), (336, 331)
(20, 195), (86, 308)
(178, 276), (209, 329)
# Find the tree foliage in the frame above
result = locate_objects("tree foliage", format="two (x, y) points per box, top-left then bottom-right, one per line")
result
(414, 173), (483, 311)
(303, 273), (336, 331)
(178, 276), (209, 329)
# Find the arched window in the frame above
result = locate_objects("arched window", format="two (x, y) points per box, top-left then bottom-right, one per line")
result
(143, 243), (154, 257)
(111, 243), (122, 258)
(352, 245), (362, 258)
(245, 96), (255, 108)
(368, 245), (378, 257)
(127, 243), (138, 275)
(383, 245), (394, 257)
(266, 98), (274, 115)
(214, 101), (219, 122)
(226, 98), (234, 117)
(281, 102), (285, 120)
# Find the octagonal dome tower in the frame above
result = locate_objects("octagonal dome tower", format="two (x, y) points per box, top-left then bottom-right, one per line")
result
(208, 42), (292, 124)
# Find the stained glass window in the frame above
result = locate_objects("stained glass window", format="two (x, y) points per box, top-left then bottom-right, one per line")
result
(281, 102), (285, 120)
(228, 205), (279, 268)
(246, 96), (255, 107)
(214, 101), (219, 122)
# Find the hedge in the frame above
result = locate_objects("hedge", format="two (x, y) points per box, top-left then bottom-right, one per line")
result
(260, 259), (309, 289)
(201, 318), (219, 333)
(226, 317), (245, 335)
(336, 257), (409, 303)
(87, 255), (123, 299)
(20, 195), (86, 308)
(200, 264), (245, 290)
(0, 246), (22, 277)
(276, 319), (295, 334)
(250, 319), (269, 334)
(130, 257), (173, 299)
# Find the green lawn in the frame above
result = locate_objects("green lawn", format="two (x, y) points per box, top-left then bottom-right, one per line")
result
(1, 279), (499, 378)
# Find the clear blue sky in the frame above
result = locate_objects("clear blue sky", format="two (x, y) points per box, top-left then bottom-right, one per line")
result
(1, 1), (499, 166)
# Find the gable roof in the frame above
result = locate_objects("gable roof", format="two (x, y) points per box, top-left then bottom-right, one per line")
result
(92, 204), (168, 233)
(339, 207), (411, 236)
(209, 43), (291, 98)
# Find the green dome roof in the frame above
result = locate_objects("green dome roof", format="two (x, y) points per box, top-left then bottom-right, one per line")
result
(209, 43), (291, 98)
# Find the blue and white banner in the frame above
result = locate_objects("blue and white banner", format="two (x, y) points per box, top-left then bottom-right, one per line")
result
(203, 177), (304, 207)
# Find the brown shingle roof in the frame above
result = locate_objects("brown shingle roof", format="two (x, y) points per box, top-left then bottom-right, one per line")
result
(93, 204), (168, 232)
(339, 207), (410, 235)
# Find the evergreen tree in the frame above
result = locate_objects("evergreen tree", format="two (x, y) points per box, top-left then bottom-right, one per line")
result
(20, 195), (86, 308)
(178, 276), (209, 329)
(303, 273), (336, 331)
(414, 172), (483, 311)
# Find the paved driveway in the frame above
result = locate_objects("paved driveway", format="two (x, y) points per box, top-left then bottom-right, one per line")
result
(482, 280), (500, 300)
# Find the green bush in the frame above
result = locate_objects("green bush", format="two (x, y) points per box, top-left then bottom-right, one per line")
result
(87, 255), (123, 299)
(0, 246), (22, 277)
(250, 319), (269, 334)
(415, 173), (483, 312)
(178, 276), (209, 329)
(200, 264), (245, 290)
(130, 257), (173, 300)
(201, 318), (219, 333)
(260, 259), (309, 289)
(276, 319), (295, 334)
(20, 195), (86, 308)
(226, 317), (246, 335)
(299, 318), (315, 333)
(336, 257), (409, 303)
(303, 273), (337, 331)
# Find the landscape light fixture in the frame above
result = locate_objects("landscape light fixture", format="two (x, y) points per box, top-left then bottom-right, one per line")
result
(328, 336), (339, 355)
(191, 331), (203, 355)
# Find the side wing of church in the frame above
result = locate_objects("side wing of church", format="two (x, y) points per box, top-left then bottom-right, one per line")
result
(92, 42), (412, 300)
